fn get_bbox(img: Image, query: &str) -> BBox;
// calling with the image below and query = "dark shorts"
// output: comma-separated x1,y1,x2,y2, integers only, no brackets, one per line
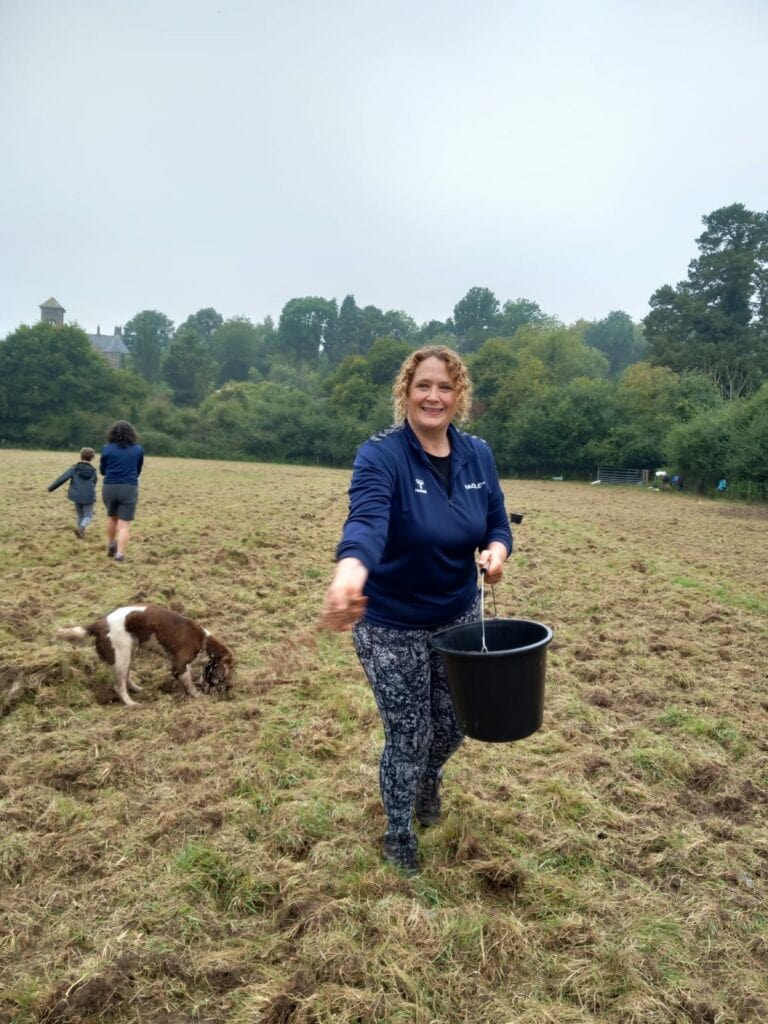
102,483,138,521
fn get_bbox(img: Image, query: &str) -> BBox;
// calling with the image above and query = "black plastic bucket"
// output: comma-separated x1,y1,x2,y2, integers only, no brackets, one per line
430,618,554,742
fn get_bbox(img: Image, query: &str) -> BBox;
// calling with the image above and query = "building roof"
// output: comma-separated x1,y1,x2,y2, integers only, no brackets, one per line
89,332,129,356
40,297,65,310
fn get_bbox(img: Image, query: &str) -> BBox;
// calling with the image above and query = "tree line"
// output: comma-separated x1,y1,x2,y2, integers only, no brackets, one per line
1,204,766,498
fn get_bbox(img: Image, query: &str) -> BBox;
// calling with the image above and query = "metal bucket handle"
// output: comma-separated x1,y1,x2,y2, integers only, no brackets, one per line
479,565,499,653
479,511,521,652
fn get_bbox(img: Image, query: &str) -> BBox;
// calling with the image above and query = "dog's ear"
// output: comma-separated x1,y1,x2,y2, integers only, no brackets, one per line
203,637,234,694
206,636,230,661
208,638,233,663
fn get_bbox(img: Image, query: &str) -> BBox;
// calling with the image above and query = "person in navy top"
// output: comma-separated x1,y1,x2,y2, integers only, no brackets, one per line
100,420,144,563
322,346,513,873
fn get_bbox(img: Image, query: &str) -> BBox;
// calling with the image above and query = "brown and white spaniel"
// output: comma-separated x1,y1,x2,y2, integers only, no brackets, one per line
57,604,235,707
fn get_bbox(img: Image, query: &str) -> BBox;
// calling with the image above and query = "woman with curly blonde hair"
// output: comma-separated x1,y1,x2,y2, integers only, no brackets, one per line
321,345,512,874
391,345,473,423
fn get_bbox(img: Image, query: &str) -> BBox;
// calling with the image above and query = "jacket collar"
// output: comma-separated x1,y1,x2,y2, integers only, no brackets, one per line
402,420,471,467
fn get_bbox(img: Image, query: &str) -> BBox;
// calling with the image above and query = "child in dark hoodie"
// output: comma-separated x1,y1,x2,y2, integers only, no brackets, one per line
47,447,98,539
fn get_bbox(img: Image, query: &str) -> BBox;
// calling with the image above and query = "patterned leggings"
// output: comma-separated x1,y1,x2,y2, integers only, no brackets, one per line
353,596,481,836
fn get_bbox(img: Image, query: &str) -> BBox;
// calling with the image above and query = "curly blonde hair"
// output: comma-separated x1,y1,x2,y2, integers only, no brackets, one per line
392,346,472,424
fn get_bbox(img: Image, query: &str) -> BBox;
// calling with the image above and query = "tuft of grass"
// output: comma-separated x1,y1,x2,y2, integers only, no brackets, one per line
659,706,749,756
0,833,34,884
173,842,276,915
626,739,689,783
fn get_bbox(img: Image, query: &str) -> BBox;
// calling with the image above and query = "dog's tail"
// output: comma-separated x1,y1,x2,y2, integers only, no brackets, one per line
56,625,90,643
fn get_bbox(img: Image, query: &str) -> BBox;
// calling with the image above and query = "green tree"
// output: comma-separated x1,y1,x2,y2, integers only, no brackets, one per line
417,319,456,343
478,374,616,475
328,372,380,421
511,324,609,385
732,384,768,482
379,309,418,341
367,336,414,385
324,355,370,390
321,352,394,429
356,306,389,355
583,310,647,376
178,380,349,461
468,337,520,407
665,403,740,489
606,363,720,467
328,302,417,365
523,378,617,470
644,204,768,397
325,294,364,366
123,310,174,383
196,379,366,465
496,298,556,337
667,383,768,492
162,326,217,406
277,297,338,366
469,327,609,468
453,287,500,352
493,353,550,424
193,382,257,455
0,322,133,443
468,342,550,465
180,307,223,341
211,317,270,384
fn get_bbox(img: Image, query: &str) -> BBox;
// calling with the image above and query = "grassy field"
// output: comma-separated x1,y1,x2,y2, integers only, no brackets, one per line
1,449,767,1024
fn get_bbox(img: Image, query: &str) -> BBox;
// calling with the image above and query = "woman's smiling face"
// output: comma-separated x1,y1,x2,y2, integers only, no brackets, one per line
406,356,458,436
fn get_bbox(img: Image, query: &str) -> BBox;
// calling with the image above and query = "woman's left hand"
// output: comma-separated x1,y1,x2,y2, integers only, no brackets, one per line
477,543,508,584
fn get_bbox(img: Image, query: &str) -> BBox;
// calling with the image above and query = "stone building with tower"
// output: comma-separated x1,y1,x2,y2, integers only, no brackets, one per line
39,296,65,327
39,297,129,370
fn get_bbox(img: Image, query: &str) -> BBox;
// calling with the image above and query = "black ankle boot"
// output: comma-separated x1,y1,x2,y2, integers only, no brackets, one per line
415,779,442,826
382,832,420,874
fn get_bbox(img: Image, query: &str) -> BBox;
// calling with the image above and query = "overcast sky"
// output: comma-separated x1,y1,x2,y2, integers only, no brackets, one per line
2,0,767,340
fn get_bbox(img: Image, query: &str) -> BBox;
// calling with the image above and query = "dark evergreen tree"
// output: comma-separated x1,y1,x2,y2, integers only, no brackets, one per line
644,204,768,397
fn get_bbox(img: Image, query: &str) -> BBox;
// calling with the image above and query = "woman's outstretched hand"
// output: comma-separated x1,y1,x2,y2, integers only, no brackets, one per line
477,542,508,584
320,557,369,632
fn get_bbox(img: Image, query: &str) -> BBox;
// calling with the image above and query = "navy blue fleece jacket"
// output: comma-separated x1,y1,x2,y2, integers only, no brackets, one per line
336,421,513,628
100,442,144,485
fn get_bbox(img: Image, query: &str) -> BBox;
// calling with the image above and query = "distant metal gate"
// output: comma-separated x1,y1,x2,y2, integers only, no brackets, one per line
593,467,648,486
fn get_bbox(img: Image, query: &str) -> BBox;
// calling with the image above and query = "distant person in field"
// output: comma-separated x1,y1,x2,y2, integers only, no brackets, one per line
321,345,513,874
100,420,144,563
47,447,97,539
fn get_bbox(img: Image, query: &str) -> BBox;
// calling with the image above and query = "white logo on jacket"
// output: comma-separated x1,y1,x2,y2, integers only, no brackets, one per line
414,478,427,494
464,481,487,490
